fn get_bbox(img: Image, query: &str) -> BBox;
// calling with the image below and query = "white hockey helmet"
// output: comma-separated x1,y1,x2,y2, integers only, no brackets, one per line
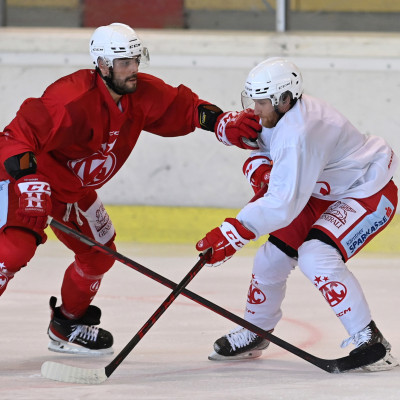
242,57,303,107
89,22,149,68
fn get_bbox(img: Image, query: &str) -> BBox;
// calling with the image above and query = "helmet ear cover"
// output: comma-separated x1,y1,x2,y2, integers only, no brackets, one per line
278,90,299,109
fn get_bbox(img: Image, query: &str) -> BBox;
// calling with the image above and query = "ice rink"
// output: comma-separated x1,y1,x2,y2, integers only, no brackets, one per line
1,240,399,400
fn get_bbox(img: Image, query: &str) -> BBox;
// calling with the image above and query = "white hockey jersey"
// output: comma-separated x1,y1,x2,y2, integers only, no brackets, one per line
237,94,398,239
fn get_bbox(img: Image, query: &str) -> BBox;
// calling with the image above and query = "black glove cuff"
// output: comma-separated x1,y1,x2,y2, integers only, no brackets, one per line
198,104,223,132
4,151,37,180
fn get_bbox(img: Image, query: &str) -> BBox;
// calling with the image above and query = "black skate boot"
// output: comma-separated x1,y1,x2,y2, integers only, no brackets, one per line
47,296,114,355
342,320,398,371
208,326,272,361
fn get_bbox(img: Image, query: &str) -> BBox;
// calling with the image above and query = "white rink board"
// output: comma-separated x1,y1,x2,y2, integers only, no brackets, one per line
1,29,400,208
0,240,399,399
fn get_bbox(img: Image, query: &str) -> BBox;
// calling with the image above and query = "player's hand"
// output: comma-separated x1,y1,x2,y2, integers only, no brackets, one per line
14,174,52,230
196,218,255,267
215,109,261,150
243,155,273,194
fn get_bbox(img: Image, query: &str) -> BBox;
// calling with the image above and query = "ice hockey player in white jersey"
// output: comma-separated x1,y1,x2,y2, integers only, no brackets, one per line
196,57,399,371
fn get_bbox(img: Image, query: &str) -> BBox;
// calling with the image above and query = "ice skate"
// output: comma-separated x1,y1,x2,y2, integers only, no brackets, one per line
47,296,114,356
208,326,272,361
341,320,399,371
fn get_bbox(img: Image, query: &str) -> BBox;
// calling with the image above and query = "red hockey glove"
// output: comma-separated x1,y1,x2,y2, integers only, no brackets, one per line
243,155,273,194
14,174,52,230
215,109,261,150
196,218,255,267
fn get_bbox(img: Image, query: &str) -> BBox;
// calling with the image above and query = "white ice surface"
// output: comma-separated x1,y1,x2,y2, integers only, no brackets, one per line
0,241,399,399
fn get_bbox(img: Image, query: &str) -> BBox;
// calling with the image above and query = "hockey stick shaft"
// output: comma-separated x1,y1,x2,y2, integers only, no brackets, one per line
104,248,211,378
48,217,385,373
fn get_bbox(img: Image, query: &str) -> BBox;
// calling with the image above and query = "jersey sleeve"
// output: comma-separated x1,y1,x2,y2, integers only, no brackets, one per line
139,75,209,137
0,72,94,171
237,121,331,239
0,98,58,166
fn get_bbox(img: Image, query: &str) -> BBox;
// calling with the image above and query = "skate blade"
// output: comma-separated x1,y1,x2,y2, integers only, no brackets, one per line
361,353,399,372
48,339,114,356
208,349,263,361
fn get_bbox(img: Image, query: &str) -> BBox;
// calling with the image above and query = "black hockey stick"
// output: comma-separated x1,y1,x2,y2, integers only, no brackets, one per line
41,236,211,384
42,217,385,381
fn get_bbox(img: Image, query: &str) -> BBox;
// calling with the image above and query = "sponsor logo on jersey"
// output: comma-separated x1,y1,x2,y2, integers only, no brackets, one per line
313,199,367,238
94,204,112,238
322,201,356,227
84,197,115,245
336,307,351,317
341,195,394,257
67,131,119,187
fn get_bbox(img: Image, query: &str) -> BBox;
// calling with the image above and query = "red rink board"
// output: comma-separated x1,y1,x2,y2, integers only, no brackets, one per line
83,0,184,29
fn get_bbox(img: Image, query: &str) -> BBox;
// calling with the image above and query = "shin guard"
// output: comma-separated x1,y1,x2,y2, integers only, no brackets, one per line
60,242,116,318
298,239,371,335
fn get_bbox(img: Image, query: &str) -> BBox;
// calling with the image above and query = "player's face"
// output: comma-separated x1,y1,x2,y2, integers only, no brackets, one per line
253,98,279,128
111,57,140,94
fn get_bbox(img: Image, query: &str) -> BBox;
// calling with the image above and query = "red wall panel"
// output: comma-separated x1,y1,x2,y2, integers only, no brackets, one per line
83,0,184,28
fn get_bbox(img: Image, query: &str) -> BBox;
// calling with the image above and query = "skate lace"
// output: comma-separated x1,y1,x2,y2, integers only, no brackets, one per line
68,325,99,343
340,327,372,349
227,327,257,351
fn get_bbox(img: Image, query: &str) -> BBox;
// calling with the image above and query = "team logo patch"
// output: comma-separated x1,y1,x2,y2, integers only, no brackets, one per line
319,281,347,307
68,152,117,187
90,280,100,292
315,181,331,196
67,131,119,187
247,284,266,305
247,275,266,305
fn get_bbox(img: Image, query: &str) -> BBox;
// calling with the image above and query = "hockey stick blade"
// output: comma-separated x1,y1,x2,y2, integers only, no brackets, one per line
324,343,386,373
41,361,107,384
46,217,386,374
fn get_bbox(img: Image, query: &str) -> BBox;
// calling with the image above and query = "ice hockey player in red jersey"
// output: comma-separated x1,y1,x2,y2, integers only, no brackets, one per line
196,57,399,371
0,23,261,355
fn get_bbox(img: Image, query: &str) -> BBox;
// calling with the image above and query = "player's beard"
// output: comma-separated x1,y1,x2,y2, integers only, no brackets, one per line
110,74,138,95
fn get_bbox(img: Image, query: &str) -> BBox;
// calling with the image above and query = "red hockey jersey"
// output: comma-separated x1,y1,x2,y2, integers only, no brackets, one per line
0,70,207,202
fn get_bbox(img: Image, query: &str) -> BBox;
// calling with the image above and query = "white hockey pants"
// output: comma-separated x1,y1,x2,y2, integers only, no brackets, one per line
245,239,371,336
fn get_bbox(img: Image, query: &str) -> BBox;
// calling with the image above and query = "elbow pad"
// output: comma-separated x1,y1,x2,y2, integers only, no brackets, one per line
198,104,223,132
4,152,37,180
